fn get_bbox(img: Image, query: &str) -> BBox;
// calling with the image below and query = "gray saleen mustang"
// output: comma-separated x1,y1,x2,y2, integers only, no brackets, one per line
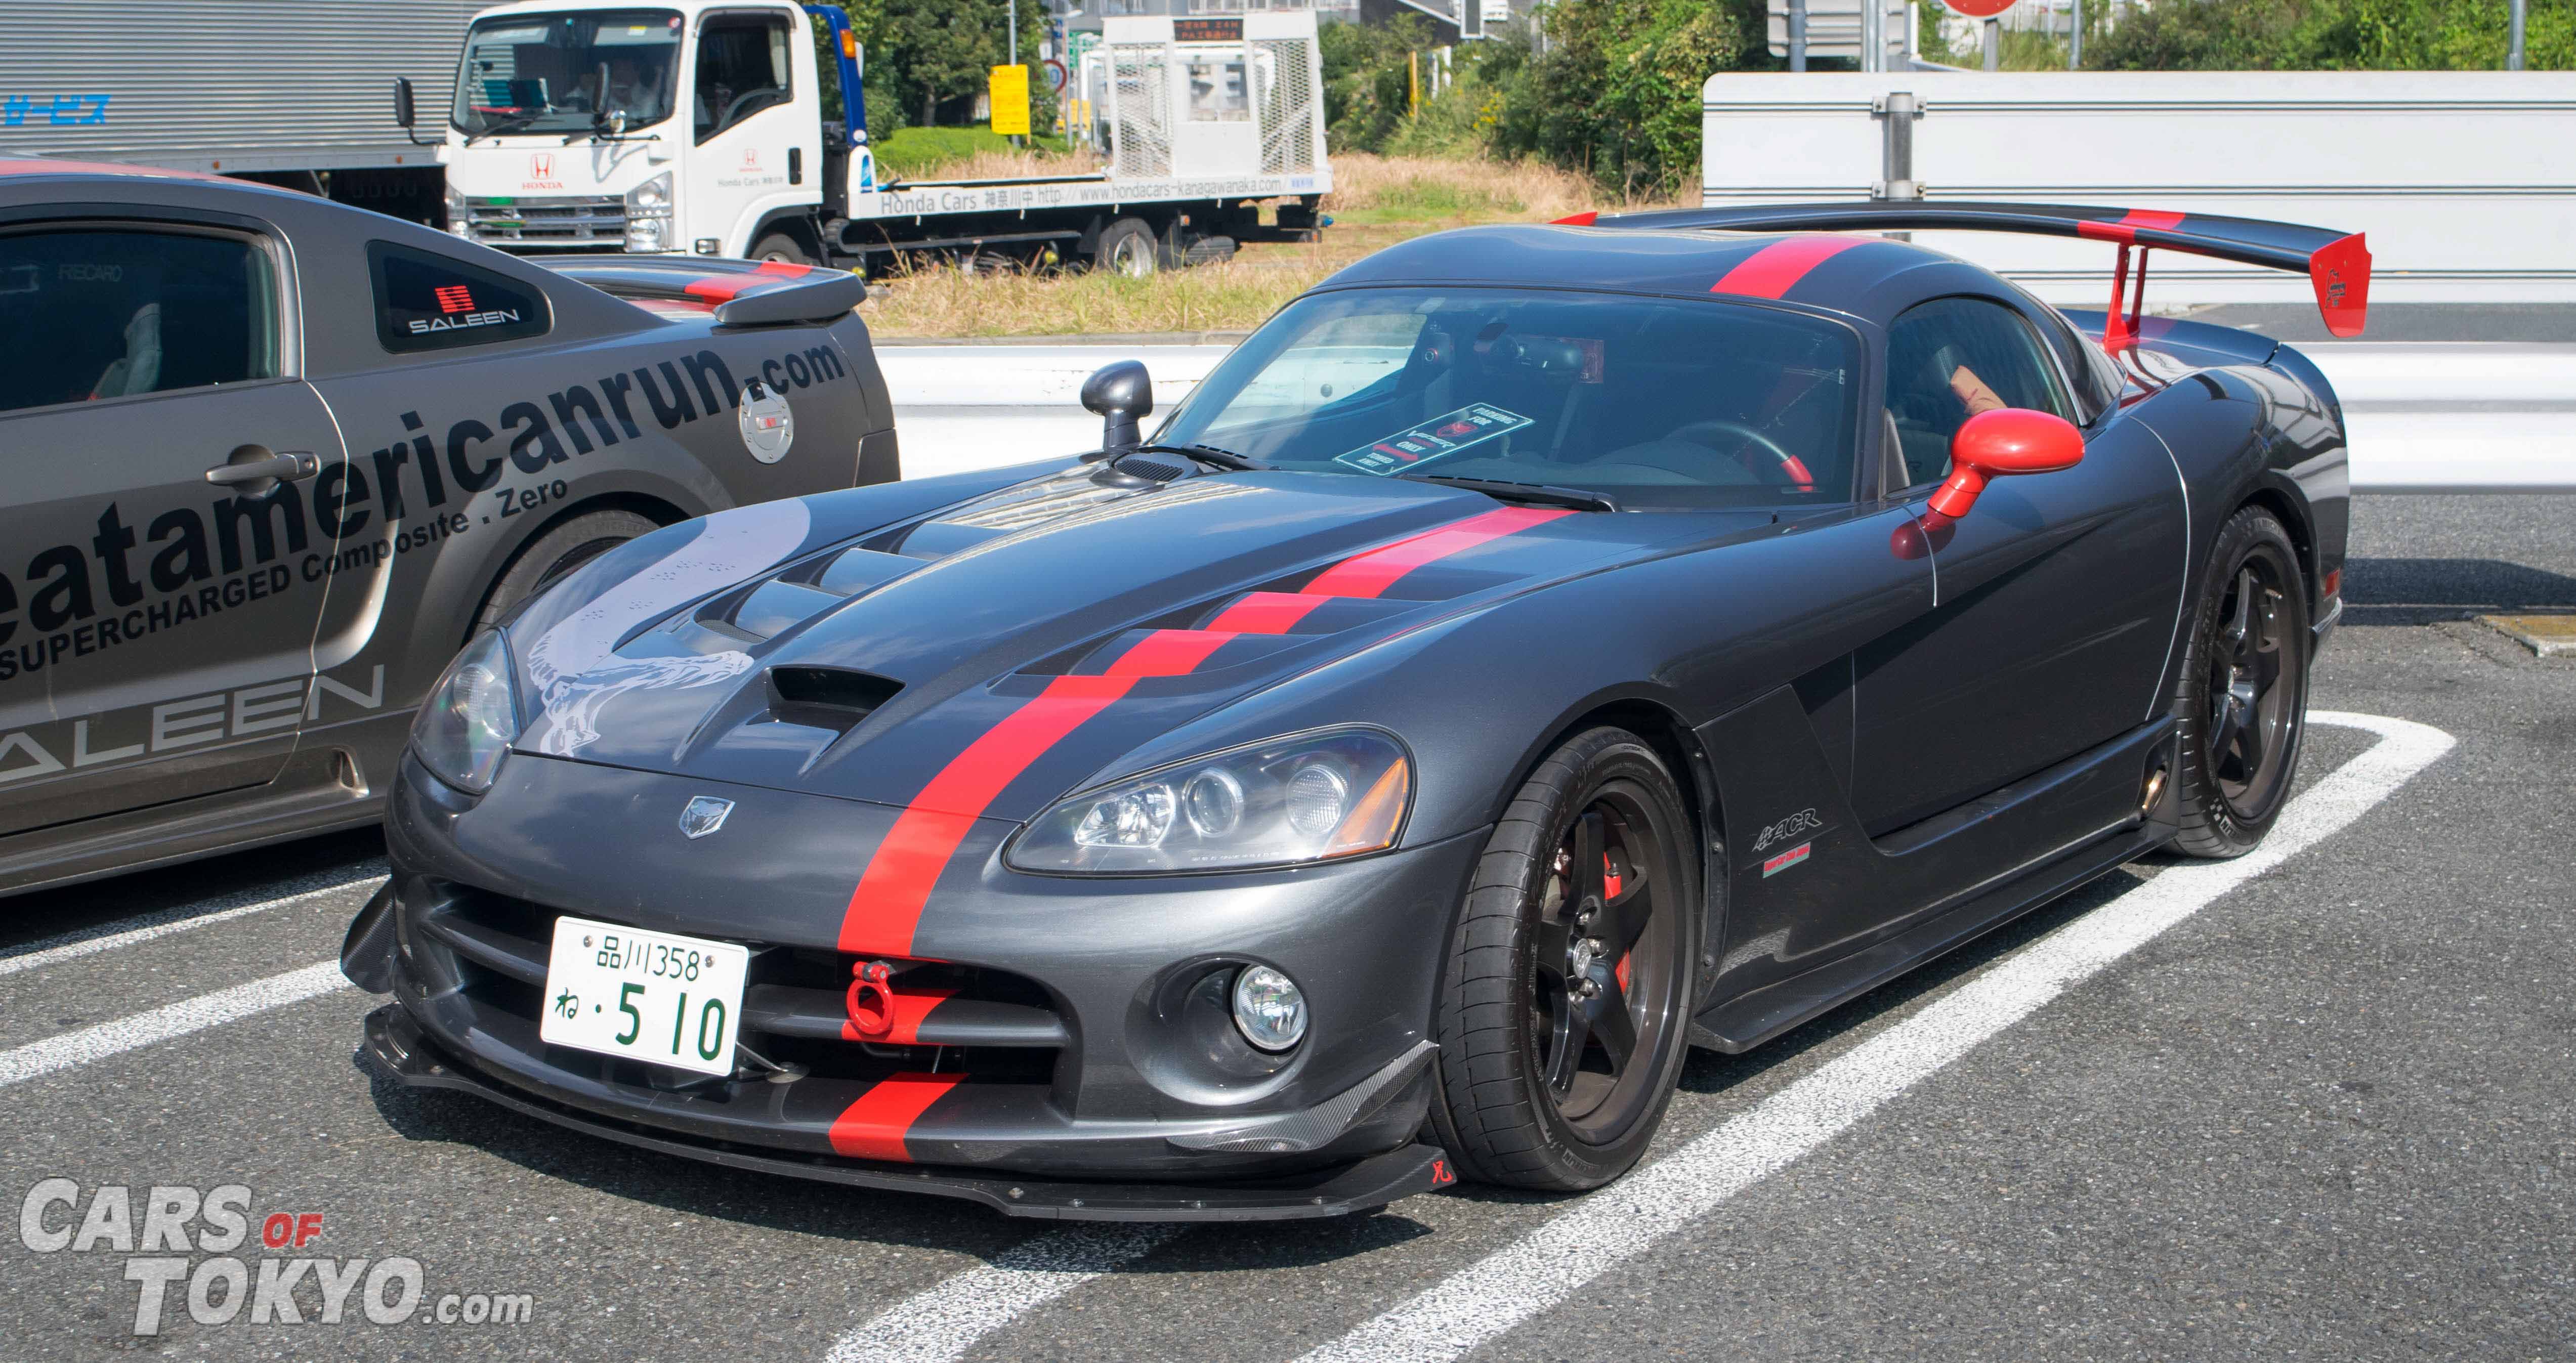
347,202,2365,1220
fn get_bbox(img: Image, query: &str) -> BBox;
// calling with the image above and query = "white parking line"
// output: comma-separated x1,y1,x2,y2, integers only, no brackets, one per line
0,960,346,1089
1296,711,2453,1363
0,867,385,979
825,1224,1183,1363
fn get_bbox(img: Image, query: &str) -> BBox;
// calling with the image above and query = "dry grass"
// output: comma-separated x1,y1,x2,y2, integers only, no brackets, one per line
886,145,1102,184
859,152,1675,340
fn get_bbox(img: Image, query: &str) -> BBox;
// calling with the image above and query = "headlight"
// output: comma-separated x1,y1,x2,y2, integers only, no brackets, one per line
409,630,519,794
444,184,473,239
1006,728,1410,875
624,172,674,253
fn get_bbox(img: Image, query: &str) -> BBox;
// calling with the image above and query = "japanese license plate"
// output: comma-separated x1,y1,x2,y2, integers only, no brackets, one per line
538,915,748,1077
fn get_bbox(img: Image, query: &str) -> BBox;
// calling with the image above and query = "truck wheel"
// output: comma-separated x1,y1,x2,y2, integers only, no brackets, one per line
473,509,657,636
1093,218,1158,278
749,232,814,266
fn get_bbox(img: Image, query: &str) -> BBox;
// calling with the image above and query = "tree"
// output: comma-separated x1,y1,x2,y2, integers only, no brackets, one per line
840,0,1049,130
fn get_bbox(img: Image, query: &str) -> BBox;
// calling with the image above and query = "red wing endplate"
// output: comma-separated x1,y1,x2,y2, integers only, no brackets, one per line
1555,201,2371,338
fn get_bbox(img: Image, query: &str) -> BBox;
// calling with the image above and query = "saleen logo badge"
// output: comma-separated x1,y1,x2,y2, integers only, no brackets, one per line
680,795,734,839
407,307,520,335
1761,842,1811,878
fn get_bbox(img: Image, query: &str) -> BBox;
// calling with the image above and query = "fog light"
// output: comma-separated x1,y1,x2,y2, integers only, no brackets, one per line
1231,965,1306,1052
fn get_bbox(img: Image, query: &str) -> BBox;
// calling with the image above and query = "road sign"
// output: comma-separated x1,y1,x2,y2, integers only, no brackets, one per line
1044,58,1068,94
989,64,1029,136
1944,0,2015,16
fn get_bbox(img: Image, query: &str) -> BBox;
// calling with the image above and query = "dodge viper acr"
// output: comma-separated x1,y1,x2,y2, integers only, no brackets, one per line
346,202,2364,1220
0,157,892,897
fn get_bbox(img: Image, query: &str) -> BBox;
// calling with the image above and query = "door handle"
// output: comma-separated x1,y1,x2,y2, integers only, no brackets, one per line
204,451,321,486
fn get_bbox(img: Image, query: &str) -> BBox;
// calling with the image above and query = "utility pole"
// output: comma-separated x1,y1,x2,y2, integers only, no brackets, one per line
2509,0,2527,69
1861,0,1883,72
1006,0,1020,145
1789,0,1807,73
1982,17,2000,70
2069,0,2083,68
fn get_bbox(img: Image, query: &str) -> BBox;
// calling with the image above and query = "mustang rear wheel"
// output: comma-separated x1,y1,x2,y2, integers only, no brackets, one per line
1428,727,1698,1190
2171,506,2311,858
473,508,656,636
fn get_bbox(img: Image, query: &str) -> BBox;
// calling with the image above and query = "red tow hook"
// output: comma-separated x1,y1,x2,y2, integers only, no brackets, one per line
846,959,896,1039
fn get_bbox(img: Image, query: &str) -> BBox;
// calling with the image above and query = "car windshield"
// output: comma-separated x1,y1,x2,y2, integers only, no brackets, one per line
1156,287,1864,508
451,9,683,136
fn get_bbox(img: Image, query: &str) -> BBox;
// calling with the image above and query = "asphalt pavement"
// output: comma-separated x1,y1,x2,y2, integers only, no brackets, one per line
2,495,2568,1363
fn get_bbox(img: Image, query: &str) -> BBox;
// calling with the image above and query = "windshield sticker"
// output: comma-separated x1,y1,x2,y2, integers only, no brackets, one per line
1331,403,1533,476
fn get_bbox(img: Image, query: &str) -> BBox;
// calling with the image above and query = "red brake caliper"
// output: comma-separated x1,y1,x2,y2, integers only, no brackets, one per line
1605,855,1631,992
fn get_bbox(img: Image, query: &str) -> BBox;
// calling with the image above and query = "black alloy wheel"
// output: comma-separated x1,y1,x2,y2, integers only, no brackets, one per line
2171,506,2311,858
1429,727,1698,1190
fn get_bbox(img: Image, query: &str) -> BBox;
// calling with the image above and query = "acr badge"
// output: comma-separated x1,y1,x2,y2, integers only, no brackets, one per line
738,377,794,463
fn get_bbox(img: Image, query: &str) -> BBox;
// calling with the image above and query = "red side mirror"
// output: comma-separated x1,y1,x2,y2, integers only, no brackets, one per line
1925,408,2085,520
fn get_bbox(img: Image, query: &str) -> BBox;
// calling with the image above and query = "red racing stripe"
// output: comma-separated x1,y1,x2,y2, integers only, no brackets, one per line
826,1072,960,1161
1301,506,1573,599
1206,590,1328,634
834,505,1573,957
2076,209,2187,247
683,260,816,305
1709,236,1869,300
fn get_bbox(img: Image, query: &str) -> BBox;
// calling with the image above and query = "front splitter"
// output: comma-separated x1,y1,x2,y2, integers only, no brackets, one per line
359,1004,1456,1222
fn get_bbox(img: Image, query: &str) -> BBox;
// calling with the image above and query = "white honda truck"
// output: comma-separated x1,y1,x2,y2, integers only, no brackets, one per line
409,1,1330,274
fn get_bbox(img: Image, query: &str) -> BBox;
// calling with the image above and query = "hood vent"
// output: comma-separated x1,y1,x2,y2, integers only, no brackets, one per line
768,666,902,730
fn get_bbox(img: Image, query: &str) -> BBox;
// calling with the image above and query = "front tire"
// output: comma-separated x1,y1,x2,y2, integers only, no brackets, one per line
1427,727,1699,1191
2170,506,2311,858
748,231,814,266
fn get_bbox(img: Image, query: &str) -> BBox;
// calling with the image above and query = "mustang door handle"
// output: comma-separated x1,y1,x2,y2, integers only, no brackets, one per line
204,451,321,485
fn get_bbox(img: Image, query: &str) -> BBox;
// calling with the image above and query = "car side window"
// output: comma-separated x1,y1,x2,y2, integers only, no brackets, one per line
1882,296,2073,491
0,226,280,415
695,12,792,144
366,241,551,355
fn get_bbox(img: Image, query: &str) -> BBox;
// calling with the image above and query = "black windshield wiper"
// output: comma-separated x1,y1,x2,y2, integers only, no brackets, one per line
1110,442,1273,472
463,112,544,146
1398,474,1620,513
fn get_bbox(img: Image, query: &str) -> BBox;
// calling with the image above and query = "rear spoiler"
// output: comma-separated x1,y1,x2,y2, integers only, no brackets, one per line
1553,201,2370,342
542,256,866,327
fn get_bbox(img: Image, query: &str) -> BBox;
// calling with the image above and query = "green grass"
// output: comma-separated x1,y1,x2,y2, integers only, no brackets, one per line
873,125,1072,178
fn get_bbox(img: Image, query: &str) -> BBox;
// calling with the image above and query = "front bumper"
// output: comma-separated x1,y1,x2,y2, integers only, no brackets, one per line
360,1003,1453,1220
355,751,1483,1214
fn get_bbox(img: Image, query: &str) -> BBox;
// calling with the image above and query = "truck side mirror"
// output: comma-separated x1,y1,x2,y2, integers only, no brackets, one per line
1082,361,1152,456
393,77,415,129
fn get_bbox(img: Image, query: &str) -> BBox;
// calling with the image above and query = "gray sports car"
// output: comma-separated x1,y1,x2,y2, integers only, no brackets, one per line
0,157,894,896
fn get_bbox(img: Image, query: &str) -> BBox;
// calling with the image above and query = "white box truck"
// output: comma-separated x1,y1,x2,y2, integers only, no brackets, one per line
414,2,1330,273
0,0,486,223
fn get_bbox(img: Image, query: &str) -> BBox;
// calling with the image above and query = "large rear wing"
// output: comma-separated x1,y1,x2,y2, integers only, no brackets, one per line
542,257,866,327
1553,201,2371,342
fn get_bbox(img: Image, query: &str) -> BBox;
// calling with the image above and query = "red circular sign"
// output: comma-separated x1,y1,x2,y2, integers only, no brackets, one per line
1944,0,2015,16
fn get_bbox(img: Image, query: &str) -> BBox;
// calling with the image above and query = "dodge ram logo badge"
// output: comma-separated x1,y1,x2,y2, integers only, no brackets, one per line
738,377,794,463
679,795,734,839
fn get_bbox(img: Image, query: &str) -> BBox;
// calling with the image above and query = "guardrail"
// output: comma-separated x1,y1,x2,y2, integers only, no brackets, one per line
877,342,2576,494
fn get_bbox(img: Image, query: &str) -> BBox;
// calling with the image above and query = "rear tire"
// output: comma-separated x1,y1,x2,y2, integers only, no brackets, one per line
749,231,814,265
1427,727,1698,1191
2170,506,2311,858
1092,217,1158,278
472,508,657,636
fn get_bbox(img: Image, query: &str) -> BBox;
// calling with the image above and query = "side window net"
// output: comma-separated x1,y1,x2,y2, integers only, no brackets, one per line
367,241,551,355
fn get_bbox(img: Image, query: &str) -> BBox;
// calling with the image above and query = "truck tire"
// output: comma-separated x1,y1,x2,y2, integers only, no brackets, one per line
1093,218,1158,278
749,231,815,266
472,509,658,636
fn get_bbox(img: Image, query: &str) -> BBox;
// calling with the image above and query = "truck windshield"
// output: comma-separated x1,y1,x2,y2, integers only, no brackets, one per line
1156,287,1866,509
452,9,684,136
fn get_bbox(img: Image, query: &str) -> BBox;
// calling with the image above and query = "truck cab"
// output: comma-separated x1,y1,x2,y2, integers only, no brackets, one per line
437,0,844,260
